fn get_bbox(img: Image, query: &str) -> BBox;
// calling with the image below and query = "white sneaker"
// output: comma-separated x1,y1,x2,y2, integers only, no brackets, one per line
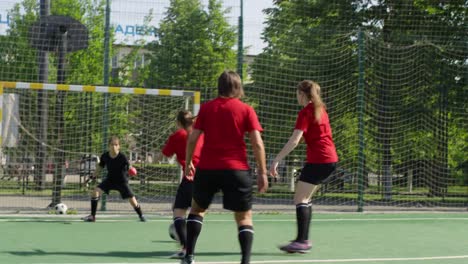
169,249,186,259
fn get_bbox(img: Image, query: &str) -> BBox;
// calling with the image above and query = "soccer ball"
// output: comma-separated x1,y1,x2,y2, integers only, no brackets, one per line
55,203,68,215
169,223,179,241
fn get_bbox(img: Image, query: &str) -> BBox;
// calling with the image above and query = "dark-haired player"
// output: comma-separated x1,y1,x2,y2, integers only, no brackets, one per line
182,70,268,264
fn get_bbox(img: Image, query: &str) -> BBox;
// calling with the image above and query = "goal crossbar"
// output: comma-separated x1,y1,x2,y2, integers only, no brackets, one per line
0,81,201,148
0,81,200,106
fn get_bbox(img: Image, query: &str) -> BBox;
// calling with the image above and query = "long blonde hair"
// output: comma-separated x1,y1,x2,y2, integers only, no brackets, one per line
297,80,325,122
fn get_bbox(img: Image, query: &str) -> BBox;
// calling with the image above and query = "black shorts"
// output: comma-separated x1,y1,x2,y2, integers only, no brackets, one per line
173,178,194,210
98,180,135,199
193,169,252,212
299,163,337,185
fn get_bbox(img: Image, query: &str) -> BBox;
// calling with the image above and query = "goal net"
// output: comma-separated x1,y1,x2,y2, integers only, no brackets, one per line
0,81,200,213
250,31,467,211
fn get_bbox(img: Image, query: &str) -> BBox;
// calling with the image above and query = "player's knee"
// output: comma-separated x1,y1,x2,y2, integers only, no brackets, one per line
190,201,206,215
235,210,253,226
294,186,316,204
91,187,102,197
294,197,310,204
128,196,139,206
235,210,252,219
173,208,187,218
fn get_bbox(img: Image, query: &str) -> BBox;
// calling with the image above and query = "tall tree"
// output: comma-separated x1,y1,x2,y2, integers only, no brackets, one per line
251,0,363,174
0,0,127,189
146,0,236,89
251,0,467,198
0,0,38,83
363,0,467,195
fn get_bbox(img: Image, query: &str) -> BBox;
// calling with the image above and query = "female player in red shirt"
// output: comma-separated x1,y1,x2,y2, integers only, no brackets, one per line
182,71,268,264
269,80,338,254
159,110,204,259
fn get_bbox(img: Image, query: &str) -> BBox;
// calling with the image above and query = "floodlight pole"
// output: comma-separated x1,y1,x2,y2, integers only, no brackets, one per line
30,14,88,206
103,0,111,87
237,0,244,80
356,28,365,212
101,0,111,211
35,0,50,190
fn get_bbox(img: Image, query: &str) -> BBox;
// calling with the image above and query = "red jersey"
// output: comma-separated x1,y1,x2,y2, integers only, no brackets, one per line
162,128,204,179
194,97,263,170
295,103,338,163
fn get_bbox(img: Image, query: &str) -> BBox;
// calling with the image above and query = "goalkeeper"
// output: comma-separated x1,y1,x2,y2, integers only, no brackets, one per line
82,136,146,222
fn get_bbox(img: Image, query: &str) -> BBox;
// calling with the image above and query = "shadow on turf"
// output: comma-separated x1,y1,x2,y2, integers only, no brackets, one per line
7,249,285,258
3,219,76,223
196,252,286,257
152,240,176,244
7,249,174,258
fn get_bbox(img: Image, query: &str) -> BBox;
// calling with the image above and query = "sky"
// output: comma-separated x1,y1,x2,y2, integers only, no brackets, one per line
111,0,273,54
243,0,273,54
0,0,274,55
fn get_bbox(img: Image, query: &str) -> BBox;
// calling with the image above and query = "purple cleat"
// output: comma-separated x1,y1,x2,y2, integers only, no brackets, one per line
279,240,312,253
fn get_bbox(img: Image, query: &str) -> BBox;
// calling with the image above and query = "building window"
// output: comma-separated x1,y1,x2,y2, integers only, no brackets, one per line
111,55,118,69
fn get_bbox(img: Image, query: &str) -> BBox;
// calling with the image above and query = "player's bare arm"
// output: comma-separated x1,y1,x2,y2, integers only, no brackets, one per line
269,129,303,177
249,130,268,193
185,128,202,180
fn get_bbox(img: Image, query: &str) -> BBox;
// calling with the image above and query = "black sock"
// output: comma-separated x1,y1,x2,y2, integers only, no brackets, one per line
91,197,99,216
305,202,313,240
295,203,311,242
185,214,204,256
238,225,254,264
134,204,143,217
174,217,187,248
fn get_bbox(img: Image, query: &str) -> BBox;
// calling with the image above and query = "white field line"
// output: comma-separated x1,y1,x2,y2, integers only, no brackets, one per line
33,254,468,264
1,217,468,223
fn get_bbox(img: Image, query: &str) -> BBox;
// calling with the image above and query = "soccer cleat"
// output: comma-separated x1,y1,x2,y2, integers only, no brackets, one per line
139,215,147,222
81,215,96,222
169,249,186,259
278,240,312,254
180,254,194,264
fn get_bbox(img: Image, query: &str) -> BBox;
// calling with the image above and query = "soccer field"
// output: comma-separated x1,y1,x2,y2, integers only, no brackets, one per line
1,213,467,264
0,1,467,263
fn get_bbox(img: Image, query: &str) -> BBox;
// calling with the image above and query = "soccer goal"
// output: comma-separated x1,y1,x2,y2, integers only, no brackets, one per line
0,81,200,212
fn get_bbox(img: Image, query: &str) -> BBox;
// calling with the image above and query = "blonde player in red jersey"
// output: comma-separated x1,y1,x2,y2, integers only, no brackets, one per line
182,71,268,264
270,80,338,253
157,110,204,259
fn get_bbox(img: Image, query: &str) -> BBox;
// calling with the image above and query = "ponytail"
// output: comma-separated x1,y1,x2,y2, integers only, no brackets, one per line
297,80,325,122
176,110,195,130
